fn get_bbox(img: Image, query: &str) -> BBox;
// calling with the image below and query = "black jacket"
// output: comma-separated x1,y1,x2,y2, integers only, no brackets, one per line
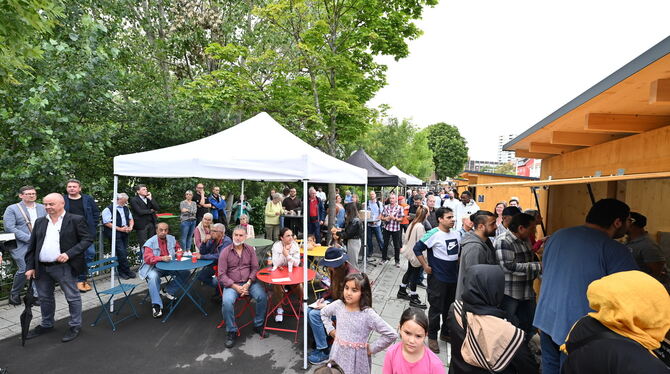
26,213,94,277
129,195,159,230
562,316,669,374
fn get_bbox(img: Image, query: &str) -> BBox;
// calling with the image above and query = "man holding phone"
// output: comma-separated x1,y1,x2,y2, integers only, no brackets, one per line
129,184,160,247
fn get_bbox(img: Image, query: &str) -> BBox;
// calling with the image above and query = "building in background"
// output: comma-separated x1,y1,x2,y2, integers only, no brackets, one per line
498,134,516,163
466,159,505,172
516,158,542,178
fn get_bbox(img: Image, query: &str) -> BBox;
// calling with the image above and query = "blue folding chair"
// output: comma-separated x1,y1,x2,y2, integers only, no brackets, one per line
88,257,140,331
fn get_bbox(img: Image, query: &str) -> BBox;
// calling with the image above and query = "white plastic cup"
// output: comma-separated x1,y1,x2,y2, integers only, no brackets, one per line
288,261,293,273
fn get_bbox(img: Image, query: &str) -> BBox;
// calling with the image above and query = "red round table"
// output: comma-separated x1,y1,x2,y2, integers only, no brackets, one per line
257,266,316,342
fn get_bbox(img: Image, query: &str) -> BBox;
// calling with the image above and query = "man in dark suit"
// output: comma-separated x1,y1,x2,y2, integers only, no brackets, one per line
25,193,93,343
129,184,159,247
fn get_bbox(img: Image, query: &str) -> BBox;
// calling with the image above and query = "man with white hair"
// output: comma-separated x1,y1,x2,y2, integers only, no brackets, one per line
25,193,93,343
102,193,135,279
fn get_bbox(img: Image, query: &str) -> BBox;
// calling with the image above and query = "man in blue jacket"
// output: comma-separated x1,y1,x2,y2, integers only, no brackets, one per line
208,186,228,226
63,179,100,292
198,223,232,301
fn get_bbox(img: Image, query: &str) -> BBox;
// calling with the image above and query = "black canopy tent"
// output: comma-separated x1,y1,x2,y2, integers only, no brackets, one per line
345,149,406,187
345,149,405,272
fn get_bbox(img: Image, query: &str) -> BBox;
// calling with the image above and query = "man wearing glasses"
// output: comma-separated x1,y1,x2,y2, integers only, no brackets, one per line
3,185,46,305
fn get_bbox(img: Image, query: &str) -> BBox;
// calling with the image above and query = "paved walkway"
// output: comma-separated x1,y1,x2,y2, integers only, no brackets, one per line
0,254,451,372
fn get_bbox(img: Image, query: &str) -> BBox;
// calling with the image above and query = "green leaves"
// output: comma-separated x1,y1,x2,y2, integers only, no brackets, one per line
424,122,469,180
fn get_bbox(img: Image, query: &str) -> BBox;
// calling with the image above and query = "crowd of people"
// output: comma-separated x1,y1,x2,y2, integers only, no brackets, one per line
2,182,669,374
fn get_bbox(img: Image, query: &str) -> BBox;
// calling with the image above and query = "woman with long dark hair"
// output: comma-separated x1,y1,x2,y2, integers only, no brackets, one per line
397,206,429,309
343,202,362,269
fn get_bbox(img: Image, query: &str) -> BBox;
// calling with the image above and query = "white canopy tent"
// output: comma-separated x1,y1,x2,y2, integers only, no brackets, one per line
388,166,423,186
110,112,367,368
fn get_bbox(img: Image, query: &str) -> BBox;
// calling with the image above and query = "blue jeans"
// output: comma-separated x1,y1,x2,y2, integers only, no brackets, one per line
222,282,267,332
366,225,383,257
146,268,190,308
113,234,131,275
501,295,536,339
308,221,321,243
540,331,567,374
180,220,196,251
78,243,96,282
308,307,336,350
197,265,217,288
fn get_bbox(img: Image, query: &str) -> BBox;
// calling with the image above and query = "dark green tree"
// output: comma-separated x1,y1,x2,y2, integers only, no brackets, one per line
424,122,469,179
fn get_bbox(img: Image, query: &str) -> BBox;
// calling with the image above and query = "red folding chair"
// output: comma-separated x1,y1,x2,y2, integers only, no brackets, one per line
214,265,255,336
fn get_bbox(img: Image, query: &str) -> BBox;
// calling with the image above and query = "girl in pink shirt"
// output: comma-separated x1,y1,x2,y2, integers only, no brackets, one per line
383,308,446,374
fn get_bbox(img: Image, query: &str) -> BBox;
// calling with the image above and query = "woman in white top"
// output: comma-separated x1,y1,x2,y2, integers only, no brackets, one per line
239,214,255,238
270,227,301,322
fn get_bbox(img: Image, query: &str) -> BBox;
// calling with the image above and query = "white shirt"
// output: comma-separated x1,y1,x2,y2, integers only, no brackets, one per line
316,191,327,201
442,198,459,211
40,212,65,262
453,200,480,230
26,205,38,227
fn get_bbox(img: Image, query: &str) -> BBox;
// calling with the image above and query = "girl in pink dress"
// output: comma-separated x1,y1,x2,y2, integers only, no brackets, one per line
320,273,397,374
383,308,445,374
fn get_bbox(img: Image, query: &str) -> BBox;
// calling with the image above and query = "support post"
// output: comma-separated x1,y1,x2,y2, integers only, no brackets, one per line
531,186,546,236
586,183,596,205
110,175,118,311
363,184,368,274
302,180,309,370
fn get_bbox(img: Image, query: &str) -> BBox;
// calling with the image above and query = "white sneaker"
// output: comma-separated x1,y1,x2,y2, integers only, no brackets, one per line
275,307,284,323
160,290,176,301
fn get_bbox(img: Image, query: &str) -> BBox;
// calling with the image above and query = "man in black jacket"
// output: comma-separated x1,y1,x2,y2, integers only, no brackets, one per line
24,193,93,343
129,184,159,247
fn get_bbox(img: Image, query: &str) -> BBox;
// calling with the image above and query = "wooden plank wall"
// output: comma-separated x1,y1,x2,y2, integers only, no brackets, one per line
541,125,670,242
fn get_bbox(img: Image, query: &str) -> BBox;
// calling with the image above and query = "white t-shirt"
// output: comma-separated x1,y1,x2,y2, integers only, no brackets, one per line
26,205,38,227
453,200,480,230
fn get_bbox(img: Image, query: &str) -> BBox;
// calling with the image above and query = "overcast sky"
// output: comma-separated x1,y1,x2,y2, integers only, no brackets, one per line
369,0,670,160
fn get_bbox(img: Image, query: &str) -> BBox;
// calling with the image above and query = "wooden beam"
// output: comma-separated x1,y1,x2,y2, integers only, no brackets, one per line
513,149,555,159
551,131,618,146
529,142,578,154
585,113,670,133
649,79,670,104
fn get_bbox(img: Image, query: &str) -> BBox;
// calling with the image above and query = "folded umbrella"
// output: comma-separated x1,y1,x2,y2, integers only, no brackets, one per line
20,279,36,346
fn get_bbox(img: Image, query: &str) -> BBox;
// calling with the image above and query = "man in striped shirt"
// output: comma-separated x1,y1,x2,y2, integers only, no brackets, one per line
381,193,404,267
495,213,541,339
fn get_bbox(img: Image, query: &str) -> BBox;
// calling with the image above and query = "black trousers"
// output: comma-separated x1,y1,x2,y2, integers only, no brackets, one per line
381,228,402,263
135,223,155,248
427,274,457,339
401,264,422,292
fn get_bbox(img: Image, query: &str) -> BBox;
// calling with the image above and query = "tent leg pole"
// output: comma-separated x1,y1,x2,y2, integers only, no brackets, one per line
363,185,368,274
110,175,118,312
302,180,309,370
531,186,546,236
240,180,245,229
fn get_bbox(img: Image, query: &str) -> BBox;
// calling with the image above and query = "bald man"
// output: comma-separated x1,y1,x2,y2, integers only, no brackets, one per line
25,193,93,343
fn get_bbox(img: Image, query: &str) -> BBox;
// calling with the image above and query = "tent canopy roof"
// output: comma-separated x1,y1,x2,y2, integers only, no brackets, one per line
388,166,423,186
345,149,406,187
113,112,368,184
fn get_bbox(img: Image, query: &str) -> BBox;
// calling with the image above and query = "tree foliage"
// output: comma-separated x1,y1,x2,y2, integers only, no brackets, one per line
423,122,469,180
0,0,438,216
0,0,63,85
353,116,434,180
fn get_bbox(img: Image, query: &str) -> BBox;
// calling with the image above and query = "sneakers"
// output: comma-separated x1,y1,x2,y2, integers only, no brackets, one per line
160,289,176,301
225,331,236,348
308,349,329,365
275,307,284,323
409,294,427,309
428,338,440,354
61,326,81,343
152,304,163,318
396,287,410,300
417,281,427,288
126,271,137,279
